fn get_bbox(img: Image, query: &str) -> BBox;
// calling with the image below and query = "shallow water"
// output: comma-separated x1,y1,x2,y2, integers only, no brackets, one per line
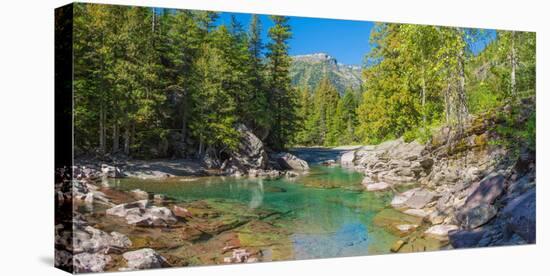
109,166,399,259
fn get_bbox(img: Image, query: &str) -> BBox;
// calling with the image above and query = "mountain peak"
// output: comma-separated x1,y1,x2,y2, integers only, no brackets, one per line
293,53,336,63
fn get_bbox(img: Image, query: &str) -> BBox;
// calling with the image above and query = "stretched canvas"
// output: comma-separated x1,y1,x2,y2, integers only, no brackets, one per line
55,2,536,273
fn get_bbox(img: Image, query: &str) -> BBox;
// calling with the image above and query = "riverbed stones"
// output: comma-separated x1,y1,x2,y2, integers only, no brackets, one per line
101,164,123,178
74,252,112,273
130,189,149,200
73,225,132,254
424,224,459,241
106,200,178,227
122,248,169,270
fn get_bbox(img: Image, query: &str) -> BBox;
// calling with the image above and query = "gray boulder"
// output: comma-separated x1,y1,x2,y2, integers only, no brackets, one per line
502,189,536,243
225,124,268,174
464,173,506,208
457,203,497,229
101,164,123,178
449,228,486,248
340,151,356,166
391,188,436,209
275,152,310,171
73,252,112,273
122,248,169,270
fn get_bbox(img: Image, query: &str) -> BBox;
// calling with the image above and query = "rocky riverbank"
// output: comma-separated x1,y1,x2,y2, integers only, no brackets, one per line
339,98,536,251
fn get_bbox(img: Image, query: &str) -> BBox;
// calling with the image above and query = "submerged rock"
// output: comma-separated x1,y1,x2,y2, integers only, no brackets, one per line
73,225,132,254
106,200,177,227
362,177,391,191
122,248,169,270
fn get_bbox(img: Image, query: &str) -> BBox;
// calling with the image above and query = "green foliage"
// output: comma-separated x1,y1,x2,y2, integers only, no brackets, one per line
73,4,295,158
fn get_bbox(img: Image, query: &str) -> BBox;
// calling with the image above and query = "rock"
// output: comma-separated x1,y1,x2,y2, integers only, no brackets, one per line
362,177,390,191
122,248,169,270
321,159,337,166
502,189,536,243
340,151,356,166
130,189,149,200
403,209,429,219
101,164,123,178
275,152,309,171
391,188,435,209
449,228,486,248
153,194,166,202
424,224,459,241
172,205,193,218
457,203,497,229
390,239,407,252
106,200,178,227
464,173,506,208
395,224,418,235
73,225,131,254
73,253,111,273
419,157,434,171
223,249,252,263
225,124,268,174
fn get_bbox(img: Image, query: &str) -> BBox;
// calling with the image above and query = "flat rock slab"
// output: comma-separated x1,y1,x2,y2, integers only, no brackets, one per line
403,208,430,218
362,178,391,191
391,188,435,209
122,248,169,271
424,224,459,241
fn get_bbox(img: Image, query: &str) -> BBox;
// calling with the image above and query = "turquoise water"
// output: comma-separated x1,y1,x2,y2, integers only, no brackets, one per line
110,166,398,258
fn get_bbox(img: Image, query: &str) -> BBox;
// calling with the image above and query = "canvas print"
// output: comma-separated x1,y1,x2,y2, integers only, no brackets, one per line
55,2,536,273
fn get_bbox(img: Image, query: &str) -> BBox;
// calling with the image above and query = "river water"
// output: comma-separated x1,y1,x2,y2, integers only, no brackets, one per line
109,162,400,260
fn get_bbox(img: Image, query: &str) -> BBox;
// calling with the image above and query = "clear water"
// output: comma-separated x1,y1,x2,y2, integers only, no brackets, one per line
109,165,399,259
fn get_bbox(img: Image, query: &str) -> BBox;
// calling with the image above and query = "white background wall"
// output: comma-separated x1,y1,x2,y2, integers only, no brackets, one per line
0,0,547,275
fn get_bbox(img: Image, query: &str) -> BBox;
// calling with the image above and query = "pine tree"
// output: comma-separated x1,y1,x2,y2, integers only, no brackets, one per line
266,16,296,150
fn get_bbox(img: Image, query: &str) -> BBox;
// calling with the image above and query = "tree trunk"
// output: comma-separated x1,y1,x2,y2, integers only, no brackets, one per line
112,121,119,153
123,124,130,155
99,103,105,154
510,31,517,99
421,67,427,127
457,47,468,131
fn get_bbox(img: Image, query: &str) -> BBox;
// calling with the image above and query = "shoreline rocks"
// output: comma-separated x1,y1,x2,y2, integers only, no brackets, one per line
106,200,178,227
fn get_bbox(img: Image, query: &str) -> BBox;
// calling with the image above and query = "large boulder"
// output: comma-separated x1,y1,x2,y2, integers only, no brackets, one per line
502,189,536,243
457,203,497,229
449,228,486,248
101,164,123,178
224,124,268,174
122,248,169,270
275,152,309,171
464,172,506,208
106,200,178,227
340,151,356,166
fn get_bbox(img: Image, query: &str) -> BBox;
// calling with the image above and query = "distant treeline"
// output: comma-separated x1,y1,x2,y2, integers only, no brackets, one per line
295,24,535,146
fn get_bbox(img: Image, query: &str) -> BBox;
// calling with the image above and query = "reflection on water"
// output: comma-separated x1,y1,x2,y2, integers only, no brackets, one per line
109,165,398,258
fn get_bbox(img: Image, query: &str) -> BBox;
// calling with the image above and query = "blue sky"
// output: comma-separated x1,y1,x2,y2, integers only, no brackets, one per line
216,12,495,66
217,13,373,66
